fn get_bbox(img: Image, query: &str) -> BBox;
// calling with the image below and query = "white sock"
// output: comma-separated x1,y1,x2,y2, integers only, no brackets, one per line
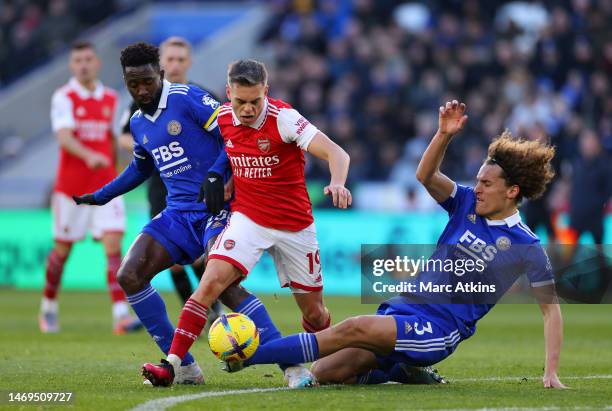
41,297,58,314
112,301,129,320
167,354,182,373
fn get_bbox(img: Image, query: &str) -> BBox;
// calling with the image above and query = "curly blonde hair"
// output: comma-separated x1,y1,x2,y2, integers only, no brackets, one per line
485,130,556,202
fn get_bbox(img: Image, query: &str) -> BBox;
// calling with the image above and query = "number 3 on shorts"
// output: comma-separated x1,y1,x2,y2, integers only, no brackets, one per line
414,321,433,335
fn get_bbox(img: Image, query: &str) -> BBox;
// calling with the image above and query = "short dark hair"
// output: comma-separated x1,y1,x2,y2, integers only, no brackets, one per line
227,59,267,86
71,40,95,52
120,42,160,71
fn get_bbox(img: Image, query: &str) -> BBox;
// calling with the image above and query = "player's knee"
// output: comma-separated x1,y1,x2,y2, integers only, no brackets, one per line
116,260,144,294
53,241,72,259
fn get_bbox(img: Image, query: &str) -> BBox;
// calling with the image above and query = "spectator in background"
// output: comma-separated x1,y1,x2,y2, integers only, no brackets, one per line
0,0,129,86
569,129,611,244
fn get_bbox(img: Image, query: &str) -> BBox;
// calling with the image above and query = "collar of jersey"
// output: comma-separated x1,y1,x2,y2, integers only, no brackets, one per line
232,97,268,130
69,77,104,100
485,210,521,227
143,79,171,123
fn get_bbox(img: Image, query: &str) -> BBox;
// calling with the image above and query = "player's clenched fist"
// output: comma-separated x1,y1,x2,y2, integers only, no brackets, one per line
438,100,468,137
324,184,352,209
84,151,111,170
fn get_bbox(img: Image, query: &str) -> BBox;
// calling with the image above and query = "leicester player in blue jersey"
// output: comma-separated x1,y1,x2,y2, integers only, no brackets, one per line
223,100,567,389
73,42,309,387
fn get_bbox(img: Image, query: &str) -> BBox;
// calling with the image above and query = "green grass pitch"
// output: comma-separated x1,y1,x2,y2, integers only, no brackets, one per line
1,290,611,410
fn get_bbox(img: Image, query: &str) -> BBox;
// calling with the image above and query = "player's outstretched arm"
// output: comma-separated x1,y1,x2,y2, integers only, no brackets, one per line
73,155,154,206
539,302,567,389
307,132,352,209
416,100,467,203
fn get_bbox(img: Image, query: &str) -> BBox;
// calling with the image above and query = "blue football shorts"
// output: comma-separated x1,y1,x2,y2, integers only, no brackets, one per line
374,302,464,370
142,208,228,265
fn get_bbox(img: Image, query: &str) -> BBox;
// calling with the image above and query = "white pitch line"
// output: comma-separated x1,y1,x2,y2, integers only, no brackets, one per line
129,375,612,411
130,387,290,411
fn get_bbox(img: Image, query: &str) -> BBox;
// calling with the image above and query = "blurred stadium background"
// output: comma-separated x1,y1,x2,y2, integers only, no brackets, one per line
0,0,610,293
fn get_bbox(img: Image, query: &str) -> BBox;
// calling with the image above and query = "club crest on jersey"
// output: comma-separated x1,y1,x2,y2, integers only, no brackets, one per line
167,120,182,136
76,106,86,117
467,214,476,223
257,137,270,153
224,239,235,250
496,236,511,251
202,94,219,109
102,106,111,118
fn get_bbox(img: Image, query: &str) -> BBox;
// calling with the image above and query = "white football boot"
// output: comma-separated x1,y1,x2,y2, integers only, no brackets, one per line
283,365,317,388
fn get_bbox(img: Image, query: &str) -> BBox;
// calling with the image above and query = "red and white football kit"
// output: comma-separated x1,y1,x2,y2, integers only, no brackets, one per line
210,97,323,293
50,78,125,241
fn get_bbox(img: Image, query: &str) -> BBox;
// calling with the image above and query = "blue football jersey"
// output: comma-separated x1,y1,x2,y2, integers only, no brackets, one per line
128,80,225,211
385,183,555,336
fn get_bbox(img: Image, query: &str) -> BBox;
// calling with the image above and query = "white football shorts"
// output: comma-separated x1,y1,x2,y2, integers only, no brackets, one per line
209,211,323,293
51,191,125,242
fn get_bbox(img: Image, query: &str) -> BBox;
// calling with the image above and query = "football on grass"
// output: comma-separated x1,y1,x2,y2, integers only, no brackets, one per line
208,313,259,361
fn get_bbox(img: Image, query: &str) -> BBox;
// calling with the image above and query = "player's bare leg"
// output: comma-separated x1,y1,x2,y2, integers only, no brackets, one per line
116,233,174,294
142,259,242,386
198,241,225,326
101,231,140,334
311,348,378,384
293,291,331,332
316,315,396,356
39,240,73,333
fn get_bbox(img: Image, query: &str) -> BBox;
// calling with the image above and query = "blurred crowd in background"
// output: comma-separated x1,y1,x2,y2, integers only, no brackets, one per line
0,0,120,85
260,0,612,217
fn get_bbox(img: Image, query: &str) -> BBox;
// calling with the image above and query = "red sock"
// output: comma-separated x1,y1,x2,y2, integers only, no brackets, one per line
302,311,331,332
106,254,126,302
43,250,67,300
169,298,208,359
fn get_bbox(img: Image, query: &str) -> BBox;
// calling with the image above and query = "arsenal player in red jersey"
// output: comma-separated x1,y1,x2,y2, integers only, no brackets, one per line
143,59,351,386
40,41,139,334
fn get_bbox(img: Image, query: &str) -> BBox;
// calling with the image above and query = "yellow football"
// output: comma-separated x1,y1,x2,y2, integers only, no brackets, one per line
208,312,260,361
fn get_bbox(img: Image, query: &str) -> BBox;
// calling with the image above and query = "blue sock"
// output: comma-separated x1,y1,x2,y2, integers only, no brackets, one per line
356,369,390,384
245,333,319,366
235,294,283,343
127,284,194,366
235,294,293,371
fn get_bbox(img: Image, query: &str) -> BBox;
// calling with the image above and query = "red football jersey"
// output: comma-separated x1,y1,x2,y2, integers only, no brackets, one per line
50,78,118,196
217,97,319,231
